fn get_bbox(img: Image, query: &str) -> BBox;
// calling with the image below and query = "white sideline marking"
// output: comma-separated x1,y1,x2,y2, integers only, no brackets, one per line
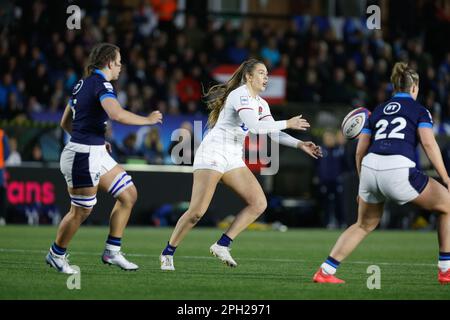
0,248,436,267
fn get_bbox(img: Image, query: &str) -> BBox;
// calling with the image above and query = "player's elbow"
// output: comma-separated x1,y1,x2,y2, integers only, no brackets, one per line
355,149,366,161
421,139,435,150
109,110,123,122
60,120,69,132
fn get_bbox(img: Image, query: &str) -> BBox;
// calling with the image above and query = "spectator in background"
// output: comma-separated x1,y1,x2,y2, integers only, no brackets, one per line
151,0,177,35
135,0,158,37
30,143,44,162
316,130,346,229
185,15,205,52
141,127,164,164
119,133,141,163
0,129,10,225
322,68,352,104
176,71,201,112
228,37,249,64
261,37,281,68
5,136,21,166
0,73,17,113
6,92,26,121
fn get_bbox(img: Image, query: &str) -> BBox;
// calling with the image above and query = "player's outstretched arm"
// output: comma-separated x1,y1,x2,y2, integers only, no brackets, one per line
261,113,321,158
297,141,323,159
60,104,73,134
418,127,450,188
101,97,162,126
239,109,310,134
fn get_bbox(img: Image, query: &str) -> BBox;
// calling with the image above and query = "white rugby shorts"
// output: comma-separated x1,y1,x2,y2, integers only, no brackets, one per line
359,154,428,205
193,139,246,174
60,141,117,188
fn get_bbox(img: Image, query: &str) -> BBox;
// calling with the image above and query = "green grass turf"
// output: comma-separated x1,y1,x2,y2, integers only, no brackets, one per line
0,225,449,300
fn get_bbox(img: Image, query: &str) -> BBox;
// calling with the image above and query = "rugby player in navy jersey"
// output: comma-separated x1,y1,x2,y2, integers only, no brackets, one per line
313,62,450,284
45,43,162,273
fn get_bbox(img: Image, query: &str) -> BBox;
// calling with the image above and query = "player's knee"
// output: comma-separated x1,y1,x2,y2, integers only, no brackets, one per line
71,205,92,221
119,185,138,207
186,208,207,224
357,219,379,233
251,197,267,215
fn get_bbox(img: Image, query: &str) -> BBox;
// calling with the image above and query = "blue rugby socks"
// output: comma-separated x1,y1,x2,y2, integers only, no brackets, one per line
162,242,177,256
438,252,450,272
217,233,233,247
106,235,121,252
51,242,66,256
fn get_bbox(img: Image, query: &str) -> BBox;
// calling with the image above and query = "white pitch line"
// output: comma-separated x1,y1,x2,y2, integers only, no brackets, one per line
0,248,436,267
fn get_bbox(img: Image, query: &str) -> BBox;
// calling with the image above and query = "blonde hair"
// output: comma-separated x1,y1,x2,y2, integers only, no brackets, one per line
204,59,263,128
390,62,419,93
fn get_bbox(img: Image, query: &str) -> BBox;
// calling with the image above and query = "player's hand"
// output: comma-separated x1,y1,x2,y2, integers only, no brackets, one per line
356,195,360,204
298,141,322,159
148,111,163,125
105,142,112,154
287,115,310,131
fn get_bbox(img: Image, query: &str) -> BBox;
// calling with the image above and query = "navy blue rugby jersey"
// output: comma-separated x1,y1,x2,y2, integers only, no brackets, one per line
361,92,433,164
69,69,117,145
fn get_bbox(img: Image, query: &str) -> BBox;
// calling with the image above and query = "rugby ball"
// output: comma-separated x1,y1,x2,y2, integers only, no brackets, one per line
341,107,371,140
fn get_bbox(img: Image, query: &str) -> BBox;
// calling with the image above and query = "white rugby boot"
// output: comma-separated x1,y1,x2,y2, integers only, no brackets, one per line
46,249,78,274
160,254,175,271
210,243,237,267
102,248,139,271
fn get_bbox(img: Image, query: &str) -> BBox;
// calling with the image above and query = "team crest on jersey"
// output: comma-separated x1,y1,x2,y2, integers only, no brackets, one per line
240,96,249,105
103,82,114,92
383,102,401,115
258,106,263,115
72,80,84,95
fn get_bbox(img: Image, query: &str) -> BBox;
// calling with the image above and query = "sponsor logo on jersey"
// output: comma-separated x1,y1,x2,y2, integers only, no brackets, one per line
383,102,401,115
72,80,84,95
240,123,249,132
240,96,249,105
103,82,114,92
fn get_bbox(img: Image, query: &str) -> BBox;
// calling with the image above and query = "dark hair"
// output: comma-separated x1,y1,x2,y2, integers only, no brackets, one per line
390,62,419,93
84,43,119,77
204,59,264,128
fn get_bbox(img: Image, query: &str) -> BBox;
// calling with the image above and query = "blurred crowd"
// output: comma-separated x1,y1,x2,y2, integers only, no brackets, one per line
1,0,450,228
1,0,450,160
1,0,450,121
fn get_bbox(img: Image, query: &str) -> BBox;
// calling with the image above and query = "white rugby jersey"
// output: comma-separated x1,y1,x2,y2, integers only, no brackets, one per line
205,84,288,147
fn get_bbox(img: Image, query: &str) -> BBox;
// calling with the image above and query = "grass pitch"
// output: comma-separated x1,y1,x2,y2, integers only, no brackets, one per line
0,225,449,300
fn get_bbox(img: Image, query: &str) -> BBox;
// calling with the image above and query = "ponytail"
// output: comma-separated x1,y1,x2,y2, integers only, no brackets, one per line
390,62,419,93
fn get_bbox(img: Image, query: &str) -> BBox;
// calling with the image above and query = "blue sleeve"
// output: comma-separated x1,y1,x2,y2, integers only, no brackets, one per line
3,135,10,160
360,114,372,135
95,79,117,103
418,106,433,128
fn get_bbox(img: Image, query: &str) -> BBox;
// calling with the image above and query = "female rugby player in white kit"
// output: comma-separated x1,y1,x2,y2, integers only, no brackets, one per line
160,59,322,270
45,43,162,274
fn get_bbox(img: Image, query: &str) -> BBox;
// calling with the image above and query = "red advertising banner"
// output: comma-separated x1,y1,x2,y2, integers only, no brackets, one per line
211,65,286,105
